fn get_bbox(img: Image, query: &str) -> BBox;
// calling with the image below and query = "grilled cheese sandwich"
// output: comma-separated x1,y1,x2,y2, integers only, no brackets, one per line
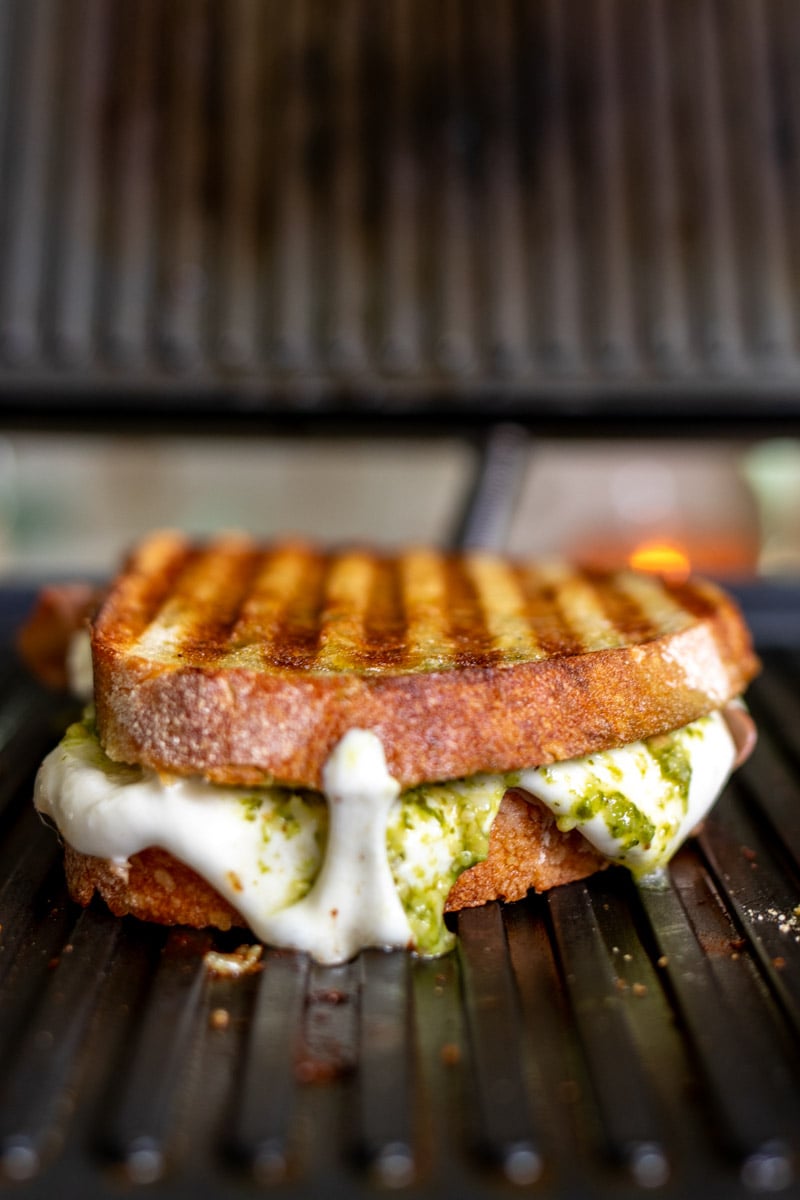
29,531,759,962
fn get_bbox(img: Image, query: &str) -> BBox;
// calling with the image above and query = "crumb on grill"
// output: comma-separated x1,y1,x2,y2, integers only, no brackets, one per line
204,943,263,978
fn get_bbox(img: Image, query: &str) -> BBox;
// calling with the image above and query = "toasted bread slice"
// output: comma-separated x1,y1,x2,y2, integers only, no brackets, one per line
92,532,759,789
64,844,243,931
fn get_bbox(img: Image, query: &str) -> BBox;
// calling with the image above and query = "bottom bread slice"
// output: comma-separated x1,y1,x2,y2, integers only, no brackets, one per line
444,789,606,911
63,791,606,937
64,843,243,931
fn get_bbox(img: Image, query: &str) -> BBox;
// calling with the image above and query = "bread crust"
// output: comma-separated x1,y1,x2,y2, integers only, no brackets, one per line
62,790,606,934
93,610,757,790
64,844,242,931
90,534,759,789
17,583,101,690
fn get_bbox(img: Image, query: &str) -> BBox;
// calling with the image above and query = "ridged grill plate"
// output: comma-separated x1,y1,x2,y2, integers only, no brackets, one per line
0,586,799,1198
1,0,800,418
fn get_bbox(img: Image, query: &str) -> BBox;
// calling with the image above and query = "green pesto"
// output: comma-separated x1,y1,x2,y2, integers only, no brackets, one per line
251,792,329,903
257,791,328,846
548,718,713,876
239,795,261,823
563,790,657,854
63,716,142,785
282,857,321,906
386,776,507,956
604,761,624,784
645,729,695,813
273,797,303,840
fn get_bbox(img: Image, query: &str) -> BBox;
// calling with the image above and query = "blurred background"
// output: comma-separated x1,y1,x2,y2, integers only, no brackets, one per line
0,432,789,581
1,0,800,580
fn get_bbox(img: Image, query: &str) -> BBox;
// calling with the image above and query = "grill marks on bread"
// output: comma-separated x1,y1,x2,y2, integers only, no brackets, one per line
521,563,621,656
138,538,263,663
108,534,192,646
362,554,409,666
113,533,725,675
92,532,759,788
315,549,379,671
226,543,320,666
457,555,540,664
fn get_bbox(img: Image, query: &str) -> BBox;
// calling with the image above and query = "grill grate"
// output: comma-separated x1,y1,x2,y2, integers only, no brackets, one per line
0,605,798,1198
2,0,800,419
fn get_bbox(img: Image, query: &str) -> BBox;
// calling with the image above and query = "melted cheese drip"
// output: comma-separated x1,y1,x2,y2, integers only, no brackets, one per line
34,713,738,962
257,731,411,960
35,727,412,964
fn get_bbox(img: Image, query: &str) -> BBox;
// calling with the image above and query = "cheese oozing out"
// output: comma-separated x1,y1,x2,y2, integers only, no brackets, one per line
34,723,506,961
516,709,736,880
34,711,737,964
66,629,94,703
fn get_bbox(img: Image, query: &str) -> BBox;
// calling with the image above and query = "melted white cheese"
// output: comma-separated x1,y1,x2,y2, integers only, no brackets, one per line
516,710,736,878
261,730,411,961
66,630,94,701
35,726,412,964
36,726,328,918
34,713,738,962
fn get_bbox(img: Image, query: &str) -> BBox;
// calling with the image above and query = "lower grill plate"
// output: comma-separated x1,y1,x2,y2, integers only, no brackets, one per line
0,589,798,1198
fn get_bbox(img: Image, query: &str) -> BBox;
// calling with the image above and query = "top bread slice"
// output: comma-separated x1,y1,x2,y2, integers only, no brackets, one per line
92,531,760,790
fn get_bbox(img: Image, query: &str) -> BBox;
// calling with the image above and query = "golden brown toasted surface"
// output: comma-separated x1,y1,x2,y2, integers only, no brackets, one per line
92,531,760,788
62,790,606,933
64,845,243,931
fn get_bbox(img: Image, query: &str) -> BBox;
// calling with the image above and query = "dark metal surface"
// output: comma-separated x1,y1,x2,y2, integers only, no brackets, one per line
2,0,800,423
0,598,799,1198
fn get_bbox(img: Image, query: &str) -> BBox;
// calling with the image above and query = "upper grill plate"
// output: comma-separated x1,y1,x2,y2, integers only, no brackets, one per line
1,0,800,419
